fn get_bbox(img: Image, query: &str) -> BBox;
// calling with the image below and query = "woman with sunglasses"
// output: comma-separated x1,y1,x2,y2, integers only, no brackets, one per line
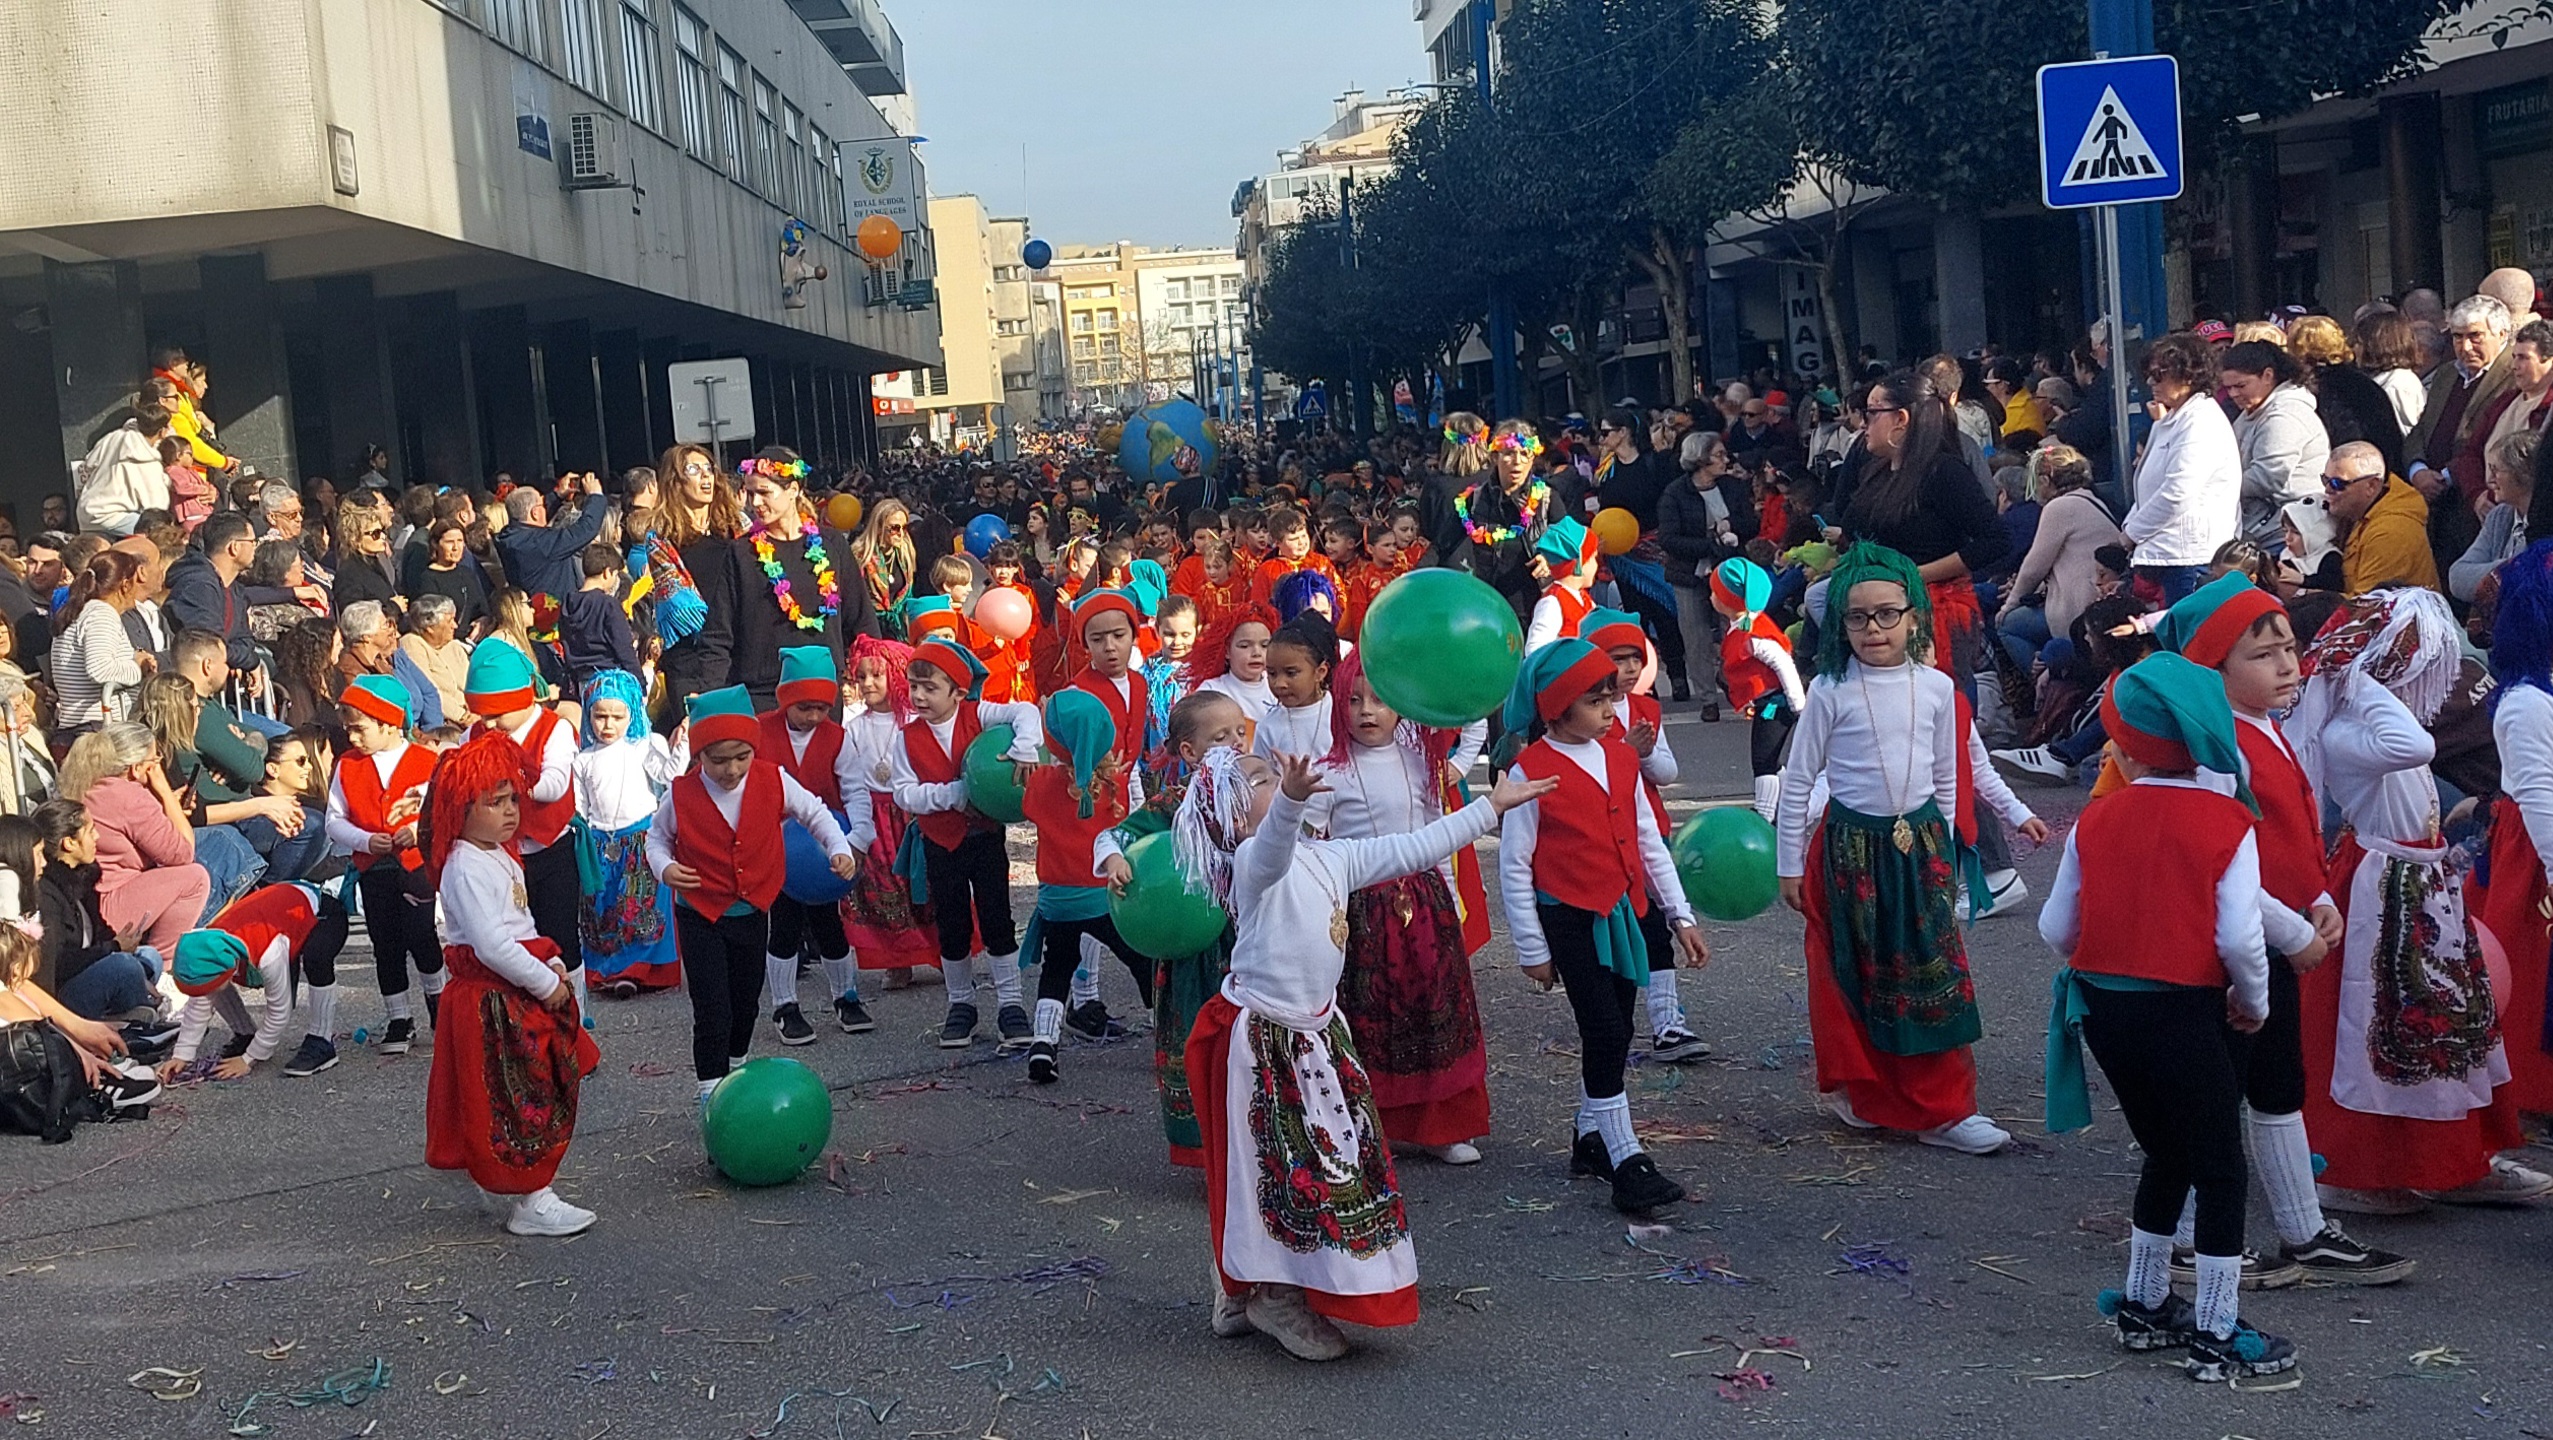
850,500,918,637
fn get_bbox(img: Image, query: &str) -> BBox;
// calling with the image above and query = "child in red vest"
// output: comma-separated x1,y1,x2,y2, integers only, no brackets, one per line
649,686,861,1100
324,675,441,1055
163,882,350,1082
464,640,586,1013
1709,557,1804,824
1582,608,1709,1067
1017,688,1149,1084
1246,510,1331,606
424,732,601,1237
1061,589,1152,1036
752,645,877,1042
1498,639,1707,1215
890,636,1043,1050
2039,653,2296,1381
1523,517,1599,654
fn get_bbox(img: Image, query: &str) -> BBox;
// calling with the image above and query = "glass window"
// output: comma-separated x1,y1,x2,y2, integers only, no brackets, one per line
752,77,779,196
558,0,609,97
1097,309,1118,331
1071,312,1092,333
488,0,544,55
618,0,663,132
673,8,712,158
782,103,805,213
1072,336,1094,358
1221,275,1241,295
716,45,747,177
1099,336,1118,357
807,125,832,228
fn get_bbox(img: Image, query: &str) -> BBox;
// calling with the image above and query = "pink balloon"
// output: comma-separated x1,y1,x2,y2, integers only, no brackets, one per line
2479,922,2514,1006
975,587,1033,642
1634,637,1658,696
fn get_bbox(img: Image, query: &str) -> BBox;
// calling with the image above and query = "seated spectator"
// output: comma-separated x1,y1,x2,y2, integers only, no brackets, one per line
228,725,332,882
245,538,327,643
399,593,473,725
30,799,160,1022
2324,440,2440,594
408,521,489,633
270,615,343,733
1996,444,2123,671
334,600,444,730
56,723,212,958
2450,428,2538,603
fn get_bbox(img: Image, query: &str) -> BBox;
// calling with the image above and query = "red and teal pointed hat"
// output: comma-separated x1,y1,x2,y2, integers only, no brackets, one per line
688,685,760,752
776,645,838,709
2154,571,2283,669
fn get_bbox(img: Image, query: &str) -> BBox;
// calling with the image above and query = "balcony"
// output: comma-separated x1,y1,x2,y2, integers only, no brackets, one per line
785,0,907,98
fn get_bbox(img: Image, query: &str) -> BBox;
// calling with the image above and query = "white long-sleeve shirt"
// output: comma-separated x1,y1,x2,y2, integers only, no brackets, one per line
1195,673,1275,724
48,601,146,728
573,735,681,832
1498,737,1693,969
1252,694,1332,761
889,700,1045,816
644,767,860,880
324,741,423,857
173,935,292,1064
1966,721,2035,832
1775,660,1960,878
2123,394,2242,567
2496,684,2553,888
501,709,577,854
2037,777,2271,1021
2187,712,2332,959
1613,696,1680,787
834,708,905,806
440,841,563,997
2307,669,2439,843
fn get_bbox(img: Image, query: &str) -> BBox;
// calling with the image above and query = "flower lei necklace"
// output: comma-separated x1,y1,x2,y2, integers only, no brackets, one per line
750,506,841,631
1454,477,1549,546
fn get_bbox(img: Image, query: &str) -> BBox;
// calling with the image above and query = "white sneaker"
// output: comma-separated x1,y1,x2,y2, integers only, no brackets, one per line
1824,1091,1879,1130
1210,1285,1254,1339
1957,870,2031,924
2422,1156,2553,1207
1919,1114,2012,1155
505,1187,598,1238
2317,1183,2429,1216
1989,746,2073,783
1409,1141,1483,1165
1244,1284,1349,1362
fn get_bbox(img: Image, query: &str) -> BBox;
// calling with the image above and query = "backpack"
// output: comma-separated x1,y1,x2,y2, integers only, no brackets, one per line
0,1022,110,1143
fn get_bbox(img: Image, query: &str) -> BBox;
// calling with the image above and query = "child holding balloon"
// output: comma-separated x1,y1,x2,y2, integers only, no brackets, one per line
1499,639,1710,1214
978,542,1039,703
751,646,874,1042
1062,589,1154,1036
1581,607,1710,1066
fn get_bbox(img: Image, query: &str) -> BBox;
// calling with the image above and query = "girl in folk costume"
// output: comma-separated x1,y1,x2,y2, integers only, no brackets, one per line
888,637,1043,1051
569,669,682,998
324,676,443,1056
2038,655,2299,1382
423,733,603,1238
1522,517,1601,654
1018,689,1151,1084
980,541,1040,704
1250,618,1336,761
1175,744,1556,1361
464,643,587,1011
648,687,860,1100
1582,607,1710,1065
1775,545,2011,1156
1709,557,1805,824
754,645,872,1041
1188,602,1279,738
835,635,941,996
1300,652,1493,1163
2480,539,2553,1117
1141,594,1201,758
2289,587,2545,1212
163,882,351,1082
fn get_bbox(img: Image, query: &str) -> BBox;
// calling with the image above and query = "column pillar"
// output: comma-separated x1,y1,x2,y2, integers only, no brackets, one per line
2225,140,2281,321
538,320,603,474
315,274,396,482
2383,94,2445,294
44,259,145,475
1932,207,1987,357
596,330,650,474
642,337,680,458
467,306,541,484
389,293,478,489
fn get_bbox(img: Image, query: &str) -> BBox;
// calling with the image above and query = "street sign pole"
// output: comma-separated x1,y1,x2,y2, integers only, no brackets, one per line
2101,204,2132,498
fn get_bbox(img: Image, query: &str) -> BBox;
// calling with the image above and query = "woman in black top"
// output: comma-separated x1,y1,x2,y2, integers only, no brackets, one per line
408,522,490,634
1448,420,1569,622
1593,407,1690,701
329,506,401,620
698,446,879,711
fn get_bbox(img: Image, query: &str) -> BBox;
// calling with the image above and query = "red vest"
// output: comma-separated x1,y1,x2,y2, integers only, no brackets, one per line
215,881,321,959
2069,784,2256,989
1517,738,1650,918
1604,695,1672,840
1719,612,1792,711
670,763,788,918
902,701,994,850
1072,668,1150,769
340,743,436,872
758,711,846,811
475,709,574,848
1022,764,1126,888
2238,719,2324,916
1547,584,1595,638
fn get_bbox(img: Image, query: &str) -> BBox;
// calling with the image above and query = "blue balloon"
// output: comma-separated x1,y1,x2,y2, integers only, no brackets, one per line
1022,237,1053,271
1115,398,1221,487
783,815,855,905
963,513,1011,558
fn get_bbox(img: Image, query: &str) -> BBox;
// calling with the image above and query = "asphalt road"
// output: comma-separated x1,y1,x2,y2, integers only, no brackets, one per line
2,708,2547,1439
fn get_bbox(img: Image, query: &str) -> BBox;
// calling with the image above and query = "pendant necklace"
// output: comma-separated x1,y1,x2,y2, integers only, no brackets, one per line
1858,663,1920,854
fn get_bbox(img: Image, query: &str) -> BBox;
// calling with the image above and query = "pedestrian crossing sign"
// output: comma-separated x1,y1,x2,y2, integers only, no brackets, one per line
2037,55,2182,210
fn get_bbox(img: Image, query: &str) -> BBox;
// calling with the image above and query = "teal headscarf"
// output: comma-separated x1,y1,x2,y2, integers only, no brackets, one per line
1126,558,1169,619
1814,543,1930,680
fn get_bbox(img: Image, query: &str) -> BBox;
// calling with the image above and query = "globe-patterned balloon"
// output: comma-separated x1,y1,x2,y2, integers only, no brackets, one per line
1116,398,1220,486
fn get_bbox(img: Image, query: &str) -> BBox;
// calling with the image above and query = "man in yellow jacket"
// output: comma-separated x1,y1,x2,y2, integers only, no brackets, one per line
2326,441,2441,596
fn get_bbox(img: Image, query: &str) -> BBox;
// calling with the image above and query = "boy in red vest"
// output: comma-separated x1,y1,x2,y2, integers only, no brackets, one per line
1017,688,1150,1084
1245,510,1330,606
2039,653,2298,1382
163,881,351,1082
891,636,1044,1050
1583,608,1709,1067
325,675,442,1056
464,641,586,1013
1498,639,1706,1216
755,645,868,1044
1709,557,1804,824
2153,574,2413,1286
1523,517,1600,654
1061,588,1152,1036
648,686,862,1100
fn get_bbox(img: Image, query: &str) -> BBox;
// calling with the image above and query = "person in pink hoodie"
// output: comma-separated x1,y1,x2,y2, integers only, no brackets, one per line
61,721,212,956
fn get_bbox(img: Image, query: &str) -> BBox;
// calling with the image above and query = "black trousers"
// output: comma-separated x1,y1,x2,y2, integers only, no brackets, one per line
1036,913,1150,1007
2242,954,2306,1115
1749,708,1798,779
1620,584,1687,688
925,829,1017,961
521,841,582,973
675,905,769,1081
357,864,441,997
767,893,849,963
1541,902,1638,1102
2079,984,2254,1256
292,894,351,990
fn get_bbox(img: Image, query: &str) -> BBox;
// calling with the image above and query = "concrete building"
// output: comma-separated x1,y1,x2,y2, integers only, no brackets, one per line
1050,245,1140,409
987,216,1065,432
1132,251,1247,409
1414,0,1499,88
878,194,1002,451
1233,88,1424,295
0,0,938,519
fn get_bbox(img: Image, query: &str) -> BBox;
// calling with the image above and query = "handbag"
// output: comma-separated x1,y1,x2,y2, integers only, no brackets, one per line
0,1022,109,1144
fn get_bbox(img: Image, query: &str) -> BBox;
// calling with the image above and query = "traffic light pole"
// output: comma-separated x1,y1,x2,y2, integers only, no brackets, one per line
1477,0,1520,422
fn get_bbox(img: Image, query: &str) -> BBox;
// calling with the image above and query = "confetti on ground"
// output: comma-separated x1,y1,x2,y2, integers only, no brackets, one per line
1788,1165,1877,1187
222,1357,391,1435
744,1386,899,1437
1970,1256,2035,1285
126,1366,201,1401
628,1061,672,1078
1502,1196,1559,1213
1034,1188,1109,1206
2409,1345,2469,1371
1647,1256,1755,1287
1714,1367,1776,1402
2027,1362,2123,1382
1836,1242,1910,1280
214,1270,307,1290
572,1358,618,1386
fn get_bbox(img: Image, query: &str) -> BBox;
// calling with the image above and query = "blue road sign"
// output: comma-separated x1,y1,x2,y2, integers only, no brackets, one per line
1294,381,1327,418
2037,55,2182,210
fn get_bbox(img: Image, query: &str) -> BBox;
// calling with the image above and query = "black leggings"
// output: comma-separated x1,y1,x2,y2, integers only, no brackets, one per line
675,905,770,1081
1037,913,1150,1007
291,894,351,989
2243,955,2305,1115
2079,984,2254,1256
1542,902,1639,1101
357,864,441,998
925,830,1017,961
522,842,583,973
767,893,849,963
1619,585,1687,688
1749,708,1797,779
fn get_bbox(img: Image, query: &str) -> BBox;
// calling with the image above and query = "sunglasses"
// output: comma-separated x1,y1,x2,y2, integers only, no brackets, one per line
2322,471,2380,493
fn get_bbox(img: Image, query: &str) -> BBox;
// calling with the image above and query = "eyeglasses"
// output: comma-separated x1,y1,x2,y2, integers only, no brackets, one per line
2322,470,2381,493
681,461,714,476
1842,605,1912,632
1860,405,1904,419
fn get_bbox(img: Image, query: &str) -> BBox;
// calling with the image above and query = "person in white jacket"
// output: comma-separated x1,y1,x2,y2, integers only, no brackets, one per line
2223,343,2332,547
2123,333,2242,604
74,407,175,538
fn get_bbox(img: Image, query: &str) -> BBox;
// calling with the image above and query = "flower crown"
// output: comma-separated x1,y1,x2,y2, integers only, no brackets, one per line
1444,425,1484,447
739,456,809,481
1487,431,1544,456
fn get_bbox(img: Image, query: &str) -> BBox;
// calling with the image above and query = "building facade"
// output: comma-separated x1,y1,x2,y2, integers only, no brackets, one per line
986,216,1065,432
877,194,1002,451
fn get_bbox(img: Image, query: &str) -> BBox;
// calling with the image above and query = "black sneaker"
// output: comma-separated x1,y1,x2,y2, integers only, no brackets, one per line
1697,701,1722,722
995,1004,1031,1051
2168,1247,2304,1291
939,1002,979,1049
774,1003,817,1046
2185,1321,2298,1382
380,1018,415,1055
96,1062,162,1112
1650,1028,1711,1063
1608,1152,1685,1213
1569,1129,1615,1179
1026,1040,1059,1085
220,1032,254,1060
1064,1000,1119,1041
2281,1225,2417,1285
834,998,875,1034
2102,1291,2199,1351
282,1035,339,1078
423,991,441,1028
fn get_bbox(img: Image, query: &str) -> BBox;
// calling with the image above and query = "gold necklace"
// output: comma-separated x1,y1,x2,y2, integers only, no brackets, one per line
1857,662,1920,854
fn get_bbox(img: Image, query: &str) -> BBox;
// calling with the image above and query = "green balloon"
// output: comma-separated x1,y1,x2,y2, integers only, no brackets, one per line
1108,831,1228,959
1356,569,1524,727
704,1057,834,1187
964,724,1028,824
1671,806,1780,922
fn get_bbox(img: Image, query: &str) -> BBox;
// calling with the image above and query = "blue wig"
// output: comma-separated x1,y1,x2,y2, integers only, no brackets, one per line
581,668,652,745
1271,567,1342,625
2491,538,2553,703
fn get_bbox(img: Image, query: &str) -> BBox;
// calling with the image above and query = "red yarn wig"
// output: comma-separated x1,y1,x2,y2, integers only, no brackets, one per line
1185,601,1279,688
427,732,530,885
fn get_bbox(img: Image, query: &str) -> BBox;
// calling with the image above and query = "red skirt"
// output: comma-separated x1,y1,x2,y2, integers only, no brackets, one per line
843,791,942,971
1800,827,1979,1132
2472,800,2553,1113
1340,870,1489,1147
2307,834,2526,1192
424,939,602,1195
1185,994,1419,1329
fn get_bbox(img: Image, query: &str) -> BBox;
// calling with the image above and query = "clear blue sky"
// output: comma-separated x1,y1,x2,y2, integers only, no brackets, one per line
889,0,1423,250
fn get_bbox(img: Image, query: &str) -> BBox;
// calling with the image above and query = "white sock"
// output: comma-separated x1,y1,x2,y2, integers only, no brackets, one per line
988,954,1023,1007
821,954,857,1004
765,954,799,1013
2249,1108,2325,1246
1752,774,1780,824
1071,934,1103,1006
2194,1253,2243,1337
728,1053,747,1073
303,983,338,1044
1033,997,1066,1044
419,967,448,998
568,967,587,1013
697,1077,718,1099
941,955,976,1004
2172,1194,2197,1249
1587,1092,1640,1165
384,990,413,1021
1645,970,1684,1037
2125,1227,2174,1308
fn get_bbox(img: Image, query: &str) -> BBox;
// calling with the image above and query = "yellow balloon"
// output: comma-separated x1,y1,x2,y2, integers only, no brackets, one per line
1594,507,1641,556
826,493,864,532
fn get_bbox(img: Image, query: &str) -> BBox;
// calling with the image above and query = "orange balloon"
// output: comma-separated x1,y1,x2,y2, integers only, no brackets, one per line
856,215,904,260
1593,507,1640,556
975,586,1033,642
826,493,864,531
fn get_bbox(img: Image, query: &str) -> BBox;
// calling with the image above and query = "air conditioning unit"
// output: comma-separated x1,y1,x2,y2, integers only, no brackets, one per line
562,112,624,189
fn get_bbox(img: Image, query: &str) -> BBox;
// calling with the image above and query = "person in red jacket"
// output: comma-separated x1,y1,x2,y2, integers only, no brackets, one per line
980,541,1041,703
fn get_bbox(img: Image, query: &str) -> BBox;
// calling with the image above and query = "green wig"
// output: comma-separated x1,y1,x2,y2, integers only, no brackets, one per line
1815,542,1931,680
